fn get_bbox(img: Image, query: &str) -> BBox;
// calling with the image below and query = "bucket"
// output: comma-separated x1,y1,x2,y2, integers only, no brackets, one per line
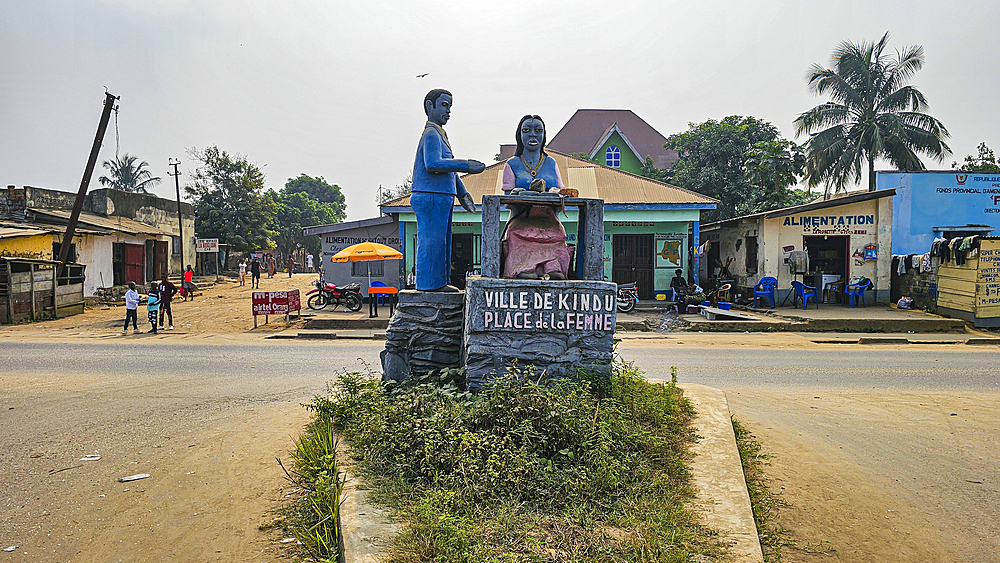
686,305,700,314
718,302,732,310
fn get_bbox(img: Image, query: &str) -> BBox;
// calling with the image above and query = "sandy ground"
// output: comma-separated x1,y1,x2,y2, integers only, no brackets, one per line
729,391,998,562
0,273,320,339
3,289,997,561
1,375,313,562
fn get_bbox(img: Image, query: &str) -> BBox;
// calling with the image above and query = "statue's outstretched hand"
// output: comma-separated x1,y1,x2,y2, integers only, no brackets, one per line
459,193,477,213
468,160,486,174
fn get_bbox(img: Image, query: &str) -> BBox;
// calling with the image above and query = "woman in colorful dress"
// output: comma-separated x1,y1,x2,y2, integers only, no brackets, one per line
500,115,572,280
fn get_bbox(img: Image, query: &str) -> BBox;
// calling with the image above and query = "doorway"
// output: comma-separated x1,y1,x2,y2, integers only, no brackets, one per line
803,235,849,300
612,234,654,299
451,233,474,290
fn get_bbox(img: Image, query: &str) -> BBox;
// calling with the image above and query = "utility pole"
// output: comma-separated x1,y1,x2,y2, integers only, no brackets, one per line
58,90,118,277
168,158,183,274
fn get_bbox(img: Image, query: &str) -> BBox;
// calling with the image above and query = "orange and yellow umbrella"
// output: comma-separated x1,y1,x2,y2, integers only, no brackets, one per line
330,241,402,263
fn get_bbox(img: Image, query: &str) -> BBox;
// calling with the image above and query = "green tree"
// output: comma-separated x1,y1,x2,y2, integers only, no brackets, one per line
269,190,340,258
377,174,413,204
664,116,796,221
639,156,671,183
954,142,1000,172
744,139,807,208
284,174,347,217
184,146,275,260
98,153,162,194
794,32,951,193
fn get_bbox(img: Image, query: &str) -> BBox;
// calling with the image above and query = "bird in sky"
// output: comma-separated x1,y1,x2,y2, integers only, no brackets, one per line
416,73,429,78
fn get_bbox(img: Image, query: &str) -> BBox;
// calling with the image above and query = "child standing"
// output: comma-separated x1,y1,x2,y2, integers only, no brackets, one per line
147,282,160,334
123,281,141,334
182,265,195,301
238,259,247,286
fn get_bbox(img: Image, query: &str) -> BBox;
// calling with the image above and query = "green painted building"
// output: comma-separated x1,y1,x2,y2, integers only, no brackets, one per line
381,151,716,300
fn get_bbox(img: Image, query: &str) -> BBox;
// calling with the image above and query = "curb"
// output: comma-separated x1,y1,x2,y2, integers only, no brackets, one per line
966,337,1000,345
858,337,909,345
677,383,764,563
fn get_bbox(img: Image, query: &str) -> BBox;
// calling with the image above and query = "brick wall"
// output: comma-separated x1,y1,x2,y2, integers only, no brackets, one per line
890,255,938,312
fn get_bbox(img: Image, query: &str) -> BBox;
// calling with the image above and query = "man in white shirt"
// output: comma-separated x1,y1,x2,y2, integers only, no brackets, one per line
307,254,314,272
122,281,141,334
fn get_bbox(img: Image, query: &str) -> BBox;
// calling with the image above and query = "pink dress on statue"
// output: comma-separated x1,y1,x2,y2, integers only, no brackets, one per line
501,157,573,278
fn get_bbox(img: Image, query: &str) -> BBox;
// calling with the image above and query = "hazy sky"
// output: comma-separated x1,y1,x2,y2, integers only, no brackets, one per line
3,0,998,221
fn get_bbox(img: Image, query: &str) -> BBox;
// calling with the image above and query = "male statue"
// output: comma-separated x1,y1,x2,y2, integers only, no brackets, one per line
411,89,485,292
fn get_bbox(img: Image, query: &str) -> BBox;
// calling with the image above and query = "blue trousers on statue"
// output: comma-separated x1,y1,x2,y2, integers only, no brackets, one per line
411,191,454,291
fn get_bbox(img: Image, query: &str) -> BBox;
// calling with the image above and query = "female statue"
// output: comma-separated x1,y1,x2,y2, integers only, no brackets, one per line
501,115,573,279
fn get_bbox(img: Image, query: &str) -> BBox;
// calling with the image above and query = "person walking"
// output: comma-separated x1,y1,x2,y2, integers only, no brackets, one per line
122,281,141,334
182,265,195,301
238,259,247,286
146,282,160,334
267,254,276,278
306,253,314,272
250,256,262,289
158,274,179,330
287,255,294,278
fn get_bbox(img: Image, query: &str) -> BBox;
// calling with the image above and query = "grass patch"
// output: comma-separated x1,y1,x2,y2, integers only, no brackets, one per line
732,417,791,562
309,362,725,562
277,416,344,562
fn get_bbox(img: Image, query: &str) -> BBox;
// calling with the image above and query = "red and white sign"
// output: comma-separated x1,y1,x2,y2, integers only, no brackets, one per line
252,290,301,316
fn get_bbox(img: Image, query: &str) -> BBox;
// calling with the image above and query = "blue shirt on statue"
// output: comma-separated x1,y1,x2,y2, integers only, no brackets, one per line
411,121,471,290
412,122,471,196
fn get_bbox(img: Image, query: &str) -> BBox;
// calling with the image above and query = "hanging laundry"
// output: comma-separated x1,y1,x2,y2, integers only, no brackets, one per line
894,254,907,275
910,254,921,269
921,253,932,273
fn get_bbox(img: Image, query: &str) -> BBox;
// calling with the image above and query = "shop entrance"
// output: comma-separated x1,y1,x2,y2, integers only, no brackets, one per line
451,233,474,290
803,235,849,300
612,234,654,300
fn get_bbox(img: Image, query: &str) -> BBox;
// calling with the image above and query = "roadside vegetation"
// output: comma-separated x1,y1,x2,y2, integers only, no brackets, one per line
301,362,725,562
732,417,792,562
275,416,345,562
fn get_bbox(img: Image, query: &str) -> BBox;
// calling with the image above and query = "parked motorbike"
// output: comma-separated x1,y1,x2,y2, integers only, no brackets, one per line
306,279,363,311
616,282,638,313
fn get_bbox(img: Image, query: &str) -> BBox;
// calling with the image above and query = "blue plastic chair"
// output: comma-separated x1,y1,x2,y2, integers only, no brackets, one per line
790,280,818,309
845,279,873,308
753,277,777,308
369,280,389,305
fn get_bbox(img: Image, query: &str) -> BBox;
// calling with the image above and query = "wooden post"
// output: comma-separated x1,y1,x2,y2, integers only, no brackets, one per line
582,199,604,281
53,265,59,319
254,314,258,328
58,91,118,278
481,195,501,278
29,264,35,321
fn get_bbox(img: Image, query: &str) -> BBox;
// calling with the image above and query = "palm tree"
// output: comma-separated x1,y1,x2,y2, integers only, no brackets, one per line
794,32,951,193
98,153,162,194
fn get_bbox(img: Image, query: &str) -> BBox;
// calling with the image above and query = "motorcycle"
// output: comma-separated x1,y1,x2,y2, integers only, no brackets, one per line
616,282,638,313
306,279,363,311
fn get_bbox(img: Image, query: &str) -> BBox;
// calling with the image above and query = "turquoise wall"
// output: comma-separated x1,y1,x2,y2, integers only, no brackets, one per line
398,207,697,297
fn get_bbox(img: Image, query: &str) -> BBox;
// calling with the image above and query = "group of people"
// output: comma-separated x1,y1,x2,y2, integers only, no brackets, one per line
237,253,319,288
122,266,196,334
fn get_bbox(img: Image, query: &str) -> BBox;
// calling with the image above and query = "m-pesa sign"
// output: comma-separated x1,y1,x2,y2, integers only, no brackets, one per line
252,290,301,316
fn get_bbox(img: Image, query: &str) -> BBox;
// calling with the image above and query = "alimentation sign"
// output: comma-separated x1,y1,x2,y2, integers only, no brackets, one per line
878,171,1000,255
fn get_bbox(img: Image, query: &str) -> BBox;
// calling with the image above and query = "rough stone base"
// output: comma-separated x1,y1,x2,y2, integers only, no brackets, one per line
463,277,617,390
380,290,465,383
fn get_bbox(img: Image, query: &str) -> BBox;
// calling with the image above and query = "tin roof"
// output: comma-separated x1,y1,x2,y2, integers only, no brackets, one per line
0,226,51,239
381,150,716,209
701,189,898,230
28,209,173,236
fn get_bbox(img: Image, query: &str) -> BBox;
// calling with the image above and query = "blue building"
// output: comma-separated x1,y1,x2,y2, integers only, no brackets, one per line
877,171,1000,255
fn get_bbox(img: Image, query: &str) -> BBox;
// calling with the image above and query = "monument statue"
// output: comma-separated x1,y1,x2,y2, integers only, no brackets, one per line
501,115,572,280
411,89,486,292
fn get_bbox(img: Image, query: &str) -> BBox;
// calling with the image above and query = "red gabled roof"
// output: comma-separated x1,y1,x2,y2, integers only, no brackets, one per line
546,109,679,169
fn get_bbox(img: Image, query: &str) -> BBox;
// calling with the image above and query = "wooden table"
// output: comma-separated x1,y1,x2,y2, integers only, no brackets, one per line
368,286,399,317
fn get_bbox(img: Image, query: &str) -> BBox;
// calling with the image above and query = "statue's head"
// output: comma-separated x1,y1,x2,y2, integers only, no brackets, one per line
514,115,546,156
423,89,453,125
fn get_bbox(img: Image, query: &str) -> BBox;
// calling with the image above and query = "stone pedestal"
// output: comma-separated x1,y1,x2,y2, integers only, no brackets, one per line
463,277,617,390
380,290,465,383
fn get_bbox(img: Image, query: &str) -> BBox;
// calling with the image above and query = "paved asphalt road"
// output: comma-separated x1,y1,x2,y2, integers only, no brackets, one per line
3,339,998,561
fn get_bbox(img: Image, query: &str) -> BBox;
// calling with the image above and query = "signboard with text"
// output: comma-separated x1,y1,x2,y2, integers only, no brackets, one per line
196,238,219,253
252,290,301,316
